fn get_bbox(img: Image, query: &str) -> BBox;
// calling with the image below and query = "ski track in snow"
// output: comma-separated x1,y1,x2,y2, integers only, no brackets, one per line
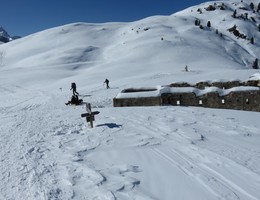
1,85,260,200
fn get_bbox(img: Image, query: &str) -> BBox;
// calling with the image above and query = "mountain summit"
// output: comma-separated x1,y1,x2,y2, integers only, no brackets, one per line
0,26,10,38
0,26,21,43
0,26,10,43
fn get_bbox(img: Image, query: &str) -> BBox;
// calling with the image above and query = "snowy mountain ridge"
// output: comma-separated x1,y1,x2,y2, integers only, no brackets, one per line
0,26,20,43
0,26,10,43
0,26,10,38
0,0,260,87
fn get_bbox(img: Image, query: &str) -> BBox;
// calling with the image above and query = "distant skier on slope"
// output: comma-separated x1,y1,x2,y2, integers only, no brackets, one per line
104,79,110,89
185,65,189,72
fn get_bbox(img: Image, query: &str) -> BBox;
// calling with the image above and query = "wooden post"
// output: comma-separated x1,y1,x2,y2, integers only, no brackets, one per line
81,103,99,128
86,103,91,113
86,103,93,128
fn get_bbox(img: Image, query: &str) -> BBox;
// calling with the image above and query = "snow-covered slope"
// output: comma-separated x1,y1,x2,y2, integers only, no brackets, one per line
1,0,260,87
1,0,260,200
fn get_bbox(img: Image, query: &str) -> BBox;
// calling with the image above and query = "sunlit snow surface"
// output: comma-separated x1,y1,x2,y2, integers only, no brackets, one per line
1,0,260,199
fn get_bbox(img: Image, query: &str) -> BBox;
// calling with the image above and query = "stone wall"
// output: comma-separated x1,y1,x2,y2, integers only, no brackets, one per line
113,97,161,107
113,80,260,112
161,90,260,112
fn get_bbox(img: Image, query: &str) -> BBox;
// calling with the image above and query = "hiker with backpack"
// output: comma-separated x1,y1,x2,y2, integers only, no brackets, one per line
70,82,79,95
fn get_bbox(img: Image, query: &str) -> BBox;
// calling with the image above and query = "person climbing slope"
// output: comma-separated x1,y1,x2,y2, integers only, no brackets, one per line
70,82,79,95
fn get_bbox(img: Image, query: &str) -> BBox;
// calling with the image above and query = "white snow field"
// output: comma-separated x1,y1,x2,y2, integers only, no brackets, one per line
1,0,260,199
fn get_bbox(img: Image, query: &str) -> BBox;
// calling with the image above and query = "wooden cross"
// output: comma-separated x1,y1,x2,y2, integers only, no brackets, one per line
81,103,100,128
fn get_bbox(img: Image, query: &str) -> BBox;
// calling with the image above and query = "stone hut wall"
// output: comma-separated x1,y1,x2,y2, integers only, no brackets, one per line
198,92,220,107
113,80,260,112
161,93,199,106
161,90,260,112
113,97,161,107
114,90,260,112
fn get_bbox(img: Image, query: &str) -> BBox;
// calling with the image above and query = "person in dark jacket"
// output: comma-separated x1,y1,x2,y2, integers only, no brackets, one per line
104,79,109,89
65,94,82,105
70,82,79,95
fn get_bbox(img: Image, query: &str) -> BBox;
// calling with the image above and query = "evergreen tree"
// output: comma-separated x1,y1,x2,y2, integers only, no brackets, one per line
250,2,254,10
197,8,202,14
244,13,248,20
233,30,240,37
195,19,200,26
252,58,258,69
232,10,237,18
207,21,211,28
251,37,255,44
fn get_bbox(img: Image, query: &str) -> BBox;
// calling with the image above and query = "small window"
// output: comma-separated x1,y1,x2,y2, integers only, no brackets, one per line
221,99,225,104
246,98,249,104
177,100,180,105
199,100,203,105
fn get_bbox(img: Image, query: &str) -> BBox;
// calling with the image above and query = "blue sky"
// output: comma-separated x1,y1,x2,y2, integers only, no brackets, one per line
1,0,215,37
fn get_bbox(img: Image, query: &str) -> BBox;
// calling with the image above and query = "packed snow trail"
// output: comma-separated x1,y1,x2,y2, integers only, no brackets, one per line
1,83,260,200
0,86,72,199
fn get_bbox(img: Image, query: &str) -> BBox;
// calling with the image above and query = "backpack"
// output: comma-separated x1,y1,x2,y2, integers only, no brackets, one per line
71,95,78,104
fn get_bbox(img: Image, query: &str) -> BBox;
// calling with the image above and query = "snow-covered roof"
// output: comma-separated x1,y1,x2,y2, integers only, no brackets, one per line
116,86,260,99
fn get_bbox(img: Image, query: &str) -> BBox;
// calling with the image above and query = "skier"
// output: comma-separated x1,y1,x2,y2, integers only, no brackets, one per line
70,82,79,95
104,79,110,89
185,65,189,72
